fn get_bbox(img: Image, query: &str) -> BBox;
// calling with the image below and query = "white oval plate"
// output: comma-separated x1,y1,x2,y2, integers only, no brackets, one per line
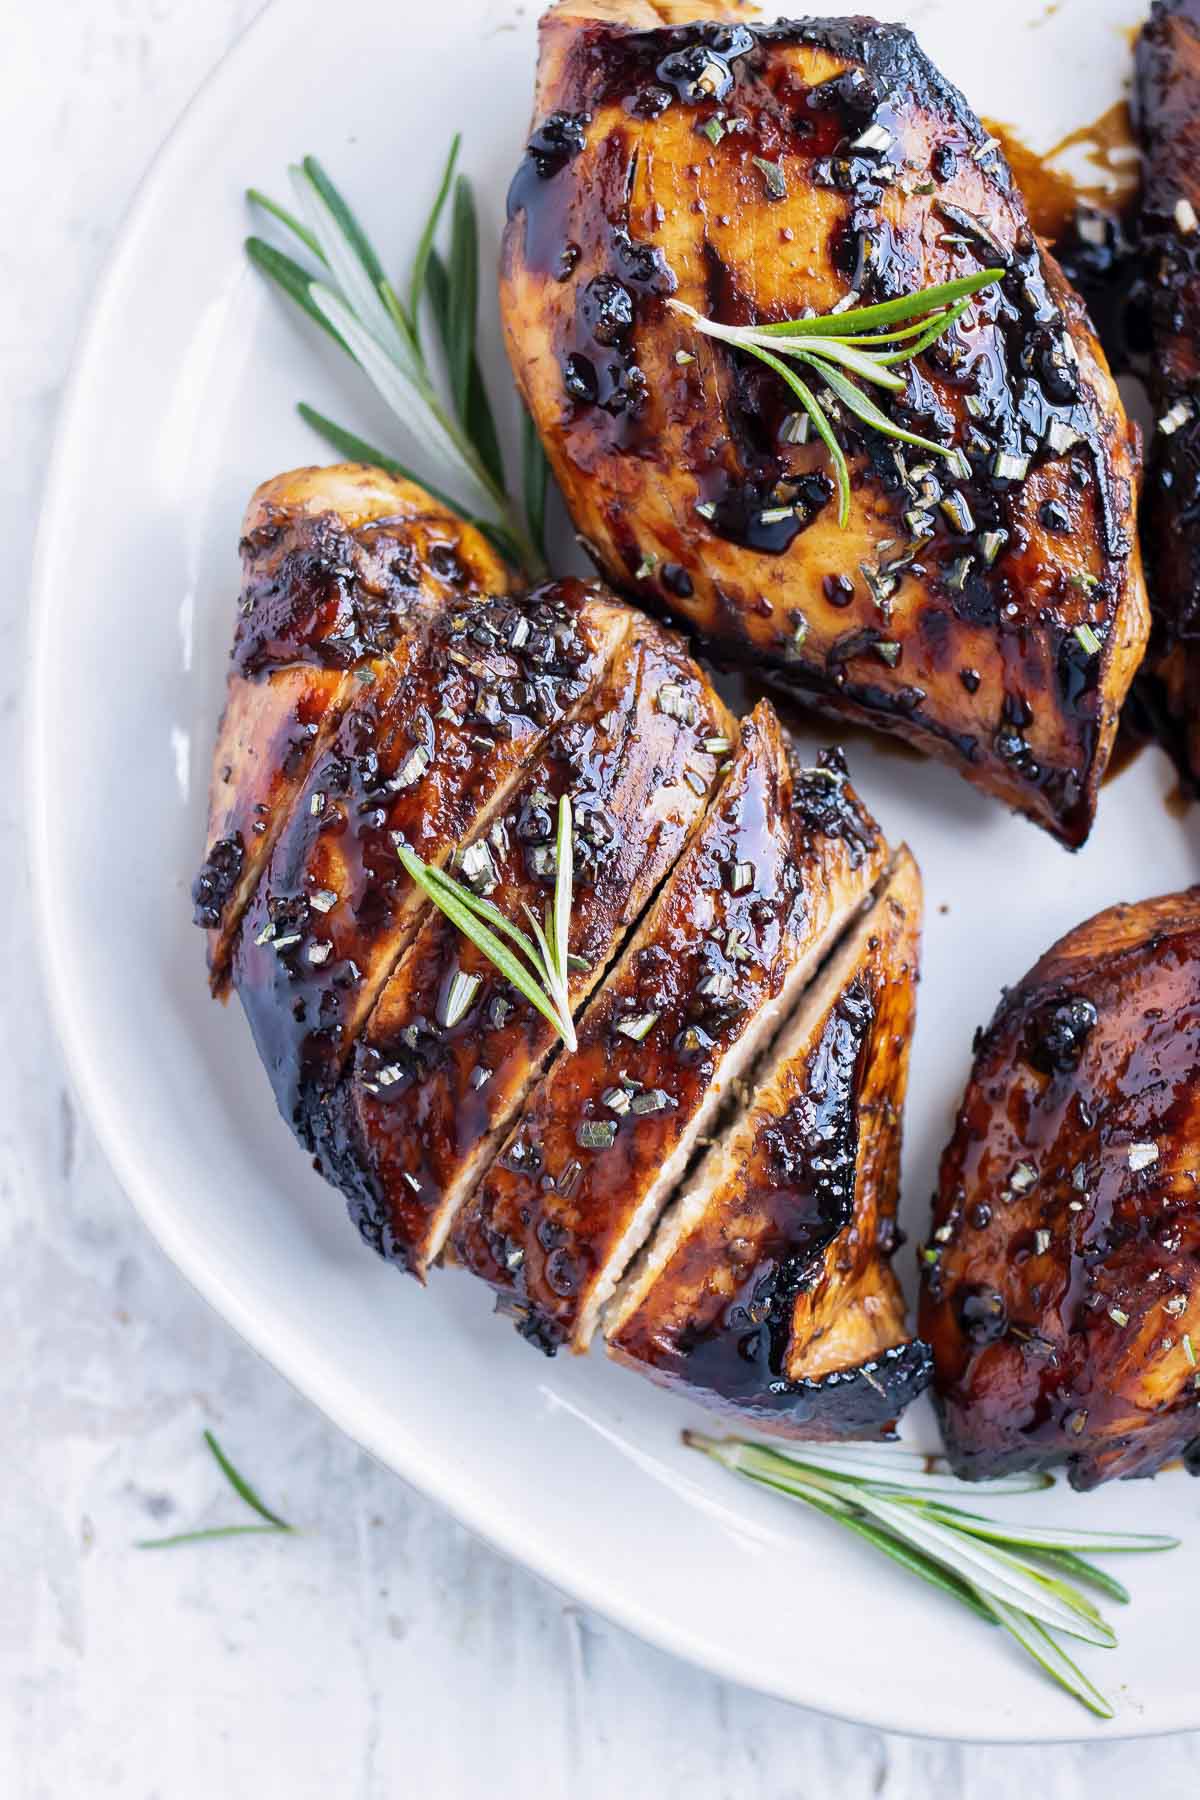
29,0,1200,1742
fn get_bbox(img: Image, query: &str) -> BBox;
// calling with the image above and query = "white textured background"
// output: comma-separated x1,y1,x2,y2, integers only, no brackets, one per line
4,3,1200,1794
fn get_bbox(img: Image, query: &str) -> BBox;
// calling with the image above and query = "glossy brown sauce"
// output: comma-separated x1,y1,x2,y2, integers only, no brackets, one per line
983,107,1140,245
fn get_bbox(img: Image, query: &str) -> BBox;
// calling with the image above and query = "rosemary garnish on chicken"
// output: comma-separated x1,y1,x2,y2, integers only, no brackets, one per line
686,1433,1179,1718
396,795,578,1050
669,269,1004,528
246,139,549,576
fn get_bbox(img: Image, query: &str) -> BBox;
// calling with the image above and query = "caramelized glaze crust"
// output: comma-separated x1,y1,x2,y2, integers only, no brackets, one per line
453,701,889,1353
195,466,511,986
1133,0,1200,787
316,618,734,1275
920,891,1200,1488
232,577,630,1146
501,0,1148,845
608,848,928,1438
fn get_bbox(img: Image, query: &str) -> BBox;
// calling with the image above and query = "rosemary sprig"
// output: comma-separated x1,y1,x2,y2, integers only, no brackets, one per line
247,142,549,577
136,1431,294,1550
395,795,578,1051
685,1434,1180,1719
669,269,1003,528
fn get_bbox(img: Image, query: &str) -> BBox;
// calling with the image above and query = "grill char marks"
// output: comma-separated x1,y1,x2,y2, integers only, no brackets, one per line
196,466,511,988
920,889,1200,1490
607,848,929,1439
231,578,631,1150
453,700,889,1356
501,0,1148,846
1132,1,1200,788
315,618,735,1276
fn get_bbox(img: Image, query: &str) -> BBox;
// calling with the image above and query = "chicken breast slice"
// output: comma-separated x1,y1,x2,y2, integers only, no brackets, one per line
607,848,930,1440
316,617,734,1276
194,465,511,989
232,579,631,1147
453,700,889,1354
501,1,1148,846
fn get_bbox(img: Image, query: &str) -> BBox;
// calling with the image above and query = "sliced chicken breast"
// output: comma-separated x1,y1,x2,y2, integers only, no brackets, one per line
317,617,734,1275
453,700,889,1354
607,848,929,1438
194,465,511,988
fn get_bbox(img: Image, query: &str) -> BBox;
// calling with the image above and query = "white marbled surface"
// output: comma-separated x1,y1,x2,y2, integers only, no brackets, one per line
5,2,1200,1794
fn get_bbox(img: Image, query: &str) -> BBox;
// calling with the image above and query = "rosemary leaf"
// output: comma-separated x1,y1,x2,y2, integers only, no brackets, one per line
553,793,573,994
765,1442,1053,1495
136,1524,291,1550
448,176,480,426
422,863,543,969
466,360,506,492
522,406,550,558
409,133,461,338
308,282,488,506
754,268,1004,338
301,154,390,308
982,1597,1115,1721
291,161,402,365
912,1502,1180,1557
782,1481,999,1626
397,839,577,1050
794,352,955,463
245,238,349,352
877,295,975,366
743,343,851,527
246,189,324,261
1026,1548,1131,1608
203,1429,292,1528
426,247,506,494
767,333,907,391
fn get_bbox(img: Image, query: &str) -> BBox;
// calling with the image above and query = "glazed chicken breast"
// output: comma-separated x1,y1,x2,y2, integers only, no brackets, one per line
920,892,1200,1489
1132,0,1200,789
501,0,1149,846
197,465,928,1438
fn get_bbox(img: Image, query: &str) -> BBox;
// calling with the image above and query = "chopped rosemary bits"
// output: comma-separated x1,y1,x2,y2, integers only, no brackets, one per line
751,155,788,199
657,683,699,725
686,1434,1181,1720
992,449,1031,483
667,270,1002,529
441,969,482,1029
578,1118,617,1149
1073,622,1103,657
616,1011,659,1043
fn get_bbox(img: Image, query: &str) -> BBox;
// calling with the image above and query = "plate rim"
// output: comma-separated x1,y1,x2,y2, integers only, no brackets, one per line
24,0,1197,1745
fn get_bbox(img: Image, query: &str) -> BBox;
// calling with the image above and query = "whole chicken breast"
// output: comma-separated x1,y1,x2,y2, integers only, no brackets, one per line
920,891,1200,1489
1131,0,1200,789
501,0,1149,846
